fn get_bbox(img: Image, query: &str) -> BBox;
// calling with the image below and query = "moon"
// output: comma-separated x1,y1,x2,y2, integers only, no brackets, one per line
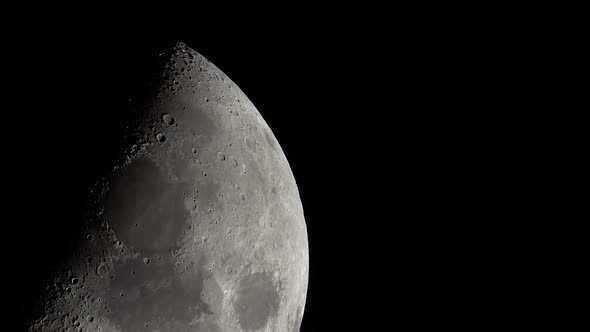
27,42,308,331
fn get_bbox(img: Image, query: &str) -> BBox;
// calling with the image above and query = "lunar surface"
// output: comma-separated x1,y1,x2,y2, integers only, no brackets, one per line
27,42,308,331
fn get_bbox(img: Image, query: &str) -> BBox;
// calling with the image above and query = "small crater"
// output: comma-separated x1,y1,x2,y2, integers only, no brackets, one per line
156,133,166,142
162,114,175,125
229,156,239,168
96,264,107,276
